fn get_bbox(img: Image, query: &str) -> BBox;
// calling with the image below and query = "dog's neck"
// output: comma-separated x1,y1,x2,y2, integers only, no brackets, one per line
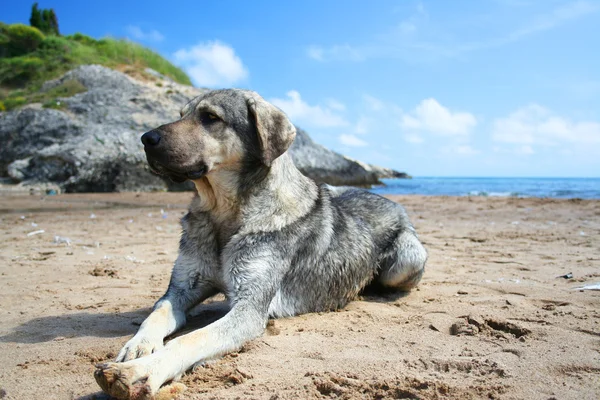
190,153,318,239
192,169,241,242
241,153,319,233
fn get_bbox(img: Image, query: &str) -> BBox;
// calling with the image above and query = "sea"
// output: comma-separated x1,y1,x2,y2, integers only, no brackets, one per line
370,177,600,199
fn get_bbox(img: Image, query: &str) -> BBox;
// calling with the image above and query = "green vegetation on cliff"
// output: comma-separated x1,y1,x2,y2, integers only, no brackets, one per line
0,15,192,111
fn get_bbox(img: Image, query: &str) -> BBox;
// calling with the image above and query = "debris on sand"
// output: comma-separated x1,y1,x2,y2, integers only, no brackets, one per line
53,236,72,246
450,319,479,336
557,272,573,279
125,255,144,263
89,266,118,277
574,283,600,291
450,316,530,339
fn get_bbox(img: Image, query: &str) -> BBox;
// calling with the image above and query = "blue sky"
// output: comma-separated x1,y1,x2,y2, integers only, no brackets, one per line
5,1,600,177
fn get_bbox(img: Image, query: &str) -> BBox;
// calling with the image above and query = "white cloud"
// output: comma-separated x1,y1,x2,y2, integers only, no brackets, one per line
354,116,370,134
493,144,535,155
492,104,600,146
404,133,424,144
440,144,479,155
326,98,346,111
339,134,368,147
305,44,365,62
452,2,599,54
517,145,535,155
397,21,417,34
363,94,385,111
307,46,325,61
126,25,164,42
307,1,598,62
507,1,598,42
400,98,477,136
455,145,479,155
270,91,349,128
173,41,248,87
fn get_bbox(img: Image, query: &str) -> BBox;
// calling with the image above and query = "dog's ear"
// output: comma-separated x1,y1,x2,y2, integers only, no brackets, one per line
247,96,296,167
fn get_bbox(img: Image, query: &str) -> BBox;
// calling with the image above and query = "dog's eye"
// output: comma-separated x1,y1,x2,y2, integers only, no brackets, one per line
199,112,220,124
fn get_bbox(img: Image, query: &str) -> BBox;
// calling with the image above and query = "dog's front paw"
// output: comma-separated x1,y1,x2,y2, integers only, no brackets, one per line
94,362,152,400
116,334,164,362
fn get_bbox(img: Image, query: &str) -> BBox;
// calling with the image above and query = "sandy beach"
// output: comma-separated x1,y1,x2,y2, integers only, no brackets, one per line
0,191,599,400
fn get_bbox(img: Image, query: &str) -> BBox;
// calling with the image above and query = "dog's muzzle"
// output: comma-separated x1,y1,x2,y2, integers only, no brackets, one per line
141,130,208,182
141,129,166,164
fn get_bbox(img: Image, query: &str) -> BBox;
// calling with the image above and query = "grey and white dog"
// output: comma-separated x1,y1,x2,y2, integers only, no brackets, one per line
94,89,427,399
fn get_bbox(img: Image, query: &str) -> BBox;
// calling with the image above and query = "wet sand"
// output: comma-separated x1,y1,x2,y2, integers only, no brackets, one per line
0,192,599,399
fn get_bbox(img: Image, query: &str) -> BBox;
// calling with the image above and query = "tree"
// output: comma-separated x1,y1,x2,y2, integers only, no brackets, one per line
48,9,59,35
42,9,51,33
29,3,43,31
29,3,60,35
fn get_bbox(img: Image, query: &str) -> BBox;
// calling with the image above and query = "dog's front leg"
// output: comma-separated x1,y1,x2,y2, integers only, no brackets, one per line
116,255,218,362
95,250,282,400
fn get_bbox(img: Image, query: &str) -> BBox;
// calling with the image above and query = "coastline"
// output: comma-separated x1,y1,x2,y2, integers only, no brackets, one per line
0,192,599,399
372,177,600,199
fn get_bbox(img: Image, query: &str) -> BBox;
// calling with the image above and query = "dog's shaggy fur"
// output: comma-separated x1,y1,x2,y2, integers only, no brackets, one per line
94,89,427,399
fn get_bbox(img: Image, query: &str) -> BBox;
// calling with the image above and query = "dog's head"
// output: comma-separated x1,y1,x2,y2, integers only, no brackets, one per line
141,89,296,183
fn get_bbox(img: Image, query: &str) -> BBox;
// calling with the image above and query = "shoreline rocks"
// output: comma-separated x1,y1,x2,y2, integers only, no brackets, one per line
0,65,409,192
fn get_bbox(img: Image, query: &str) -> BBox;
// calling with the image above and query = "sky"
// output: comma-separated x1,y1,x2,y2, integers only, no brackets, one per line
4,0,600,177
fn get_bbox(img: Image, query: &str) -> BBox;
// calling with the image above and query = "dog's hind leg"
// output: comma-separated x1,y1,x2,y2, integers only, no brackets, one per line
376,229,427,291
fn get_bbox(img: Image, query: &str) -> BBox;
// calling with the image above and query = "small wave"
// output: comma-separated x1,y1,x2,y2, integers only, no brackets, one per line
466,191,519,197
553,190,577,197
467,191,489,197
370,178,600,199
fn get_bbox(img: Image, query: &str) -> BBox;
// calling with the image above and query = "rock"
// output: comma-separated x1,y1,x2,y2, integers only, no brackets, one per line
1,65,408,192
1,65,206,192
341,154,411,179
144,67,175,83
0,108,84,174
289,128,407,186
450,319,479,336
467,315,485,327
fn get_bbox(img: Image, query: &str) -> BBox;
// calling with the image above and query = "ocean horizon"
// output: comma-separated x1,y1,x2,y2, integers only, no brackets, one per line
370,177,600,199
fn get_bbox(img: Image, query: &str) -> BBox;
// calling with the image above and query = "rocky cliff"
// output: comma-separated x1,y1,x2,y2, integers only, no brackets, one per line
0,65,408,192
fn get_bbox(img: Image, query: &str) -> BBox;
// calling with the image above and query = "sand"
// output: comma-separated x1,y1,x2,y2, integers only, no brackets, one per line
0,191,599,400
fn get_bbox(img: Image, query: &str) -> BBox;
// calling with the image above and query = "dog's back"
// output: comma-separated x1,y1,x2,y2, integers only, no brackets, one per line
263,178,425,317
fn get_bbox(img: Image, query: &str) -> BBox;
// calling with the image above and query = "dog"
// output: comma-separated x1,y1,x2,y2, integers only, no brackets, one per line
94,89,427,399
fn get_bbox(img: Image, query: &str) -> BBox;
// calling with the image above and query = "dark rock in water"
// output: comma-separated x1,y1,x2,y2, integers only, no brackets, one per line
0,65,409,192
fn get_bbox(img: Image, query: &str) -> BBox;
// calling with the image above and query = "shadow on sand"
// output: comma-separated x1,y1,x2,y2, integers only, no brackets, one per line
360,283,413,303
0,302,231,344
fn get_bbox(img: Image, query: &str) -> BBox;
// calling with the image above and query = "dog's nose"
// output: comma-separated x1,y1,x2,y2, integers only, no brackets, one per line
141,130,161,147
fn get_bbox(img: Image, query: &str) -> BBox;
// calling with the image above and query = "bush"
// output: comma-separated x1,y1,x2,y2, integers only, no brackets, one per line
4,96,28,110
0,101,5,112
42,99,65,109
91,39,192,85
0,56,45,86
40,35,72,52
0,25,193,106
67,33,97,46
0,24,45,57
32,79,86,104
